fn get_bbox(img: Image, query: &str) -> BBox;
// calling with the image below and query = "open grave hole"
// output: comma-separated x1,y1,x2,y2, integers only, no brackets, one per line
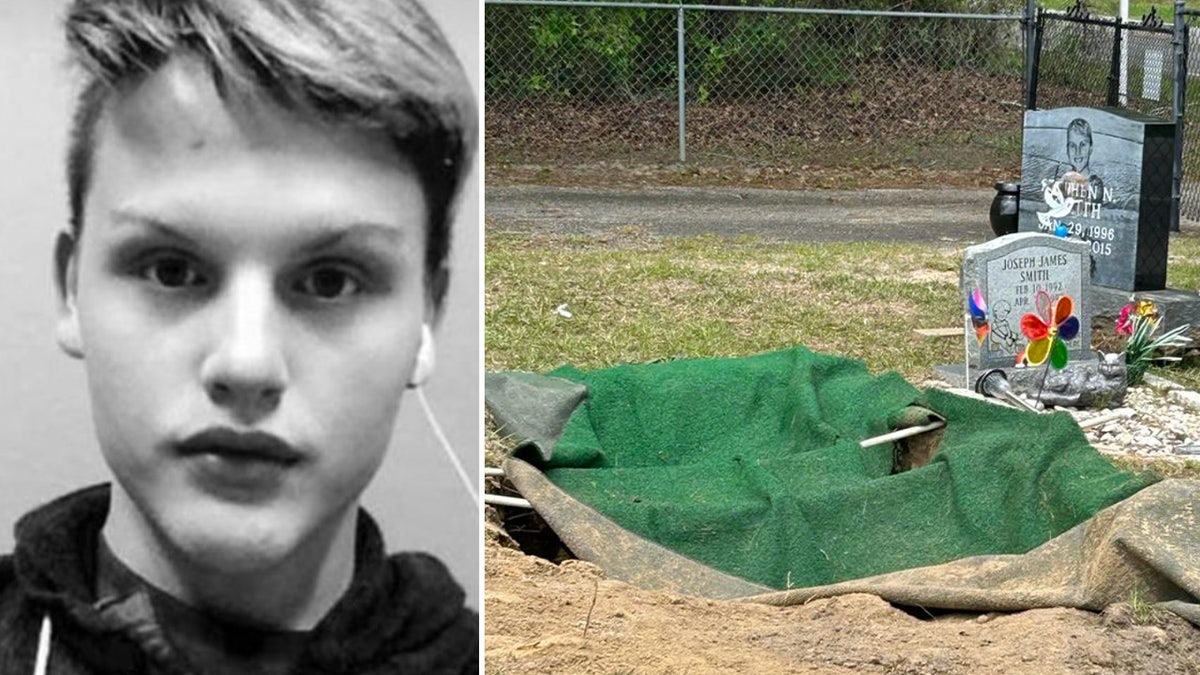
485,474,575,564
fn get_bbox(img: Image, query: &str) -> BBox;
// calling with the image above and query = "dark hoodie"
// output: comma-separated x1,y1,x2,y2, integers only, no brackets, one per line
0,485,478,674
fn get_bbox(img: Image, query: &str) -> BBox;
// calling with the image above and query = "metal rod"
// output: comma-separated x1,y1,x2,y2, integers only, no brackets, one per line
1034,361,1050,406
1001,389,1042,413
677,4,686,164
485,494,534,509
484,466,506,477
859,420,947,449
963,313,971,392
485,0,1022,21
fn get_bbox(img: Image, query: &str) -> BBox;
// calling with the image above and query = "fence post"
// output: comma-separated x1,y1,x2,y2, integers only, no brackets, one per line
1107,19,1123,106
1024,0,1038,109
1025,7,1043,109
1172,0,1186,232
677,5,687,164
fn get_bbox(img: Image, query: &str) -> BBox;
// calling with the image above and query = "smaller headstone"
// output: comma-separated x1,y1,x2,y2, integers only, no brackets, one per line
961,232,1093,371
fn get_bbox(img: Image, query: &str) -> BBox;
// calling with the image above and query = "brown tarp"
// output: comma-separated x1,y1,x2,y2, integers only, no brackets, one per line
506,455,1200,624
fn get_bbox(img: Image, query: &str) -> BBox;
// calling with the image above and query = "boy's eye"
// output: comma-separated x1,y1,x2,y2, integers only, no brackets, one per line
140,256,207,289
294,265,364,300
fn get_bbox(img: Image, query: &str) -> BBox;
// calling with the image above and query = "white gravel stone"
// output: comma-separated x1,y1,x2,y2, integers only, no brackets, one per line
1167,389,1200,412
1093,386,1200,459
1141,374,1183,391
922,378,1200,460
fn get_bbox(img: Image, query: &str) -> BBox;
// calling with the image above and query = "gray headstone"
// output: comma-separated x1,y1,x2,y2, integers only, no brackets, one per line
1018,107,1173,291
961,233,1092,370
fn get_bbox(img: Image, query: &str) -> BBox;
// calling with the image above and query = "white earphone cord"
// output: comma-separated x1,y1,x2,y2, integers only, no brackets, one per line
34,615,51,675
415,387,480,510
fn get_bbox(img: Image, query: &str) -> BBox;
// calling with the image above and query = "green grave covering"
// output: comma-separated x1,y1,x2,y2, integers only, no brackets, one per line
487,346,1154,591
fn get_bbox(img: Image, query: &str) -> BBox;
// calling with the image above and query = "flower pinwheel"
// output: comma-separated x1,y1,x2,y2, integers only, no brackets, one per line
1020,291,1079,369
967,288,989,344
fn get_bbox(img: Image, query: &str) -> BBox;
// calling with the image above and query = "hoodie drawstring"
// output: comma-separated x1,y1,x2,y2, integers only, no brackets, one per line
34,614,51,675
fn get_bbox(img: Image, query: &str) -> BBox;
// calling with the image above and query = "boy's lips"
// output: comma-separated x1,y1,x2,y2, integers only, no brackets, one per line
176,428,303,465
176,428,305,500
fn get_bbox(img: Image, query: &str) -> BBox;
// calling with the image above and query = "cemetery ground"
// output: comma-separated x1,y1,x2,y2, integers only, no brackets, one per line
484,225,1200,673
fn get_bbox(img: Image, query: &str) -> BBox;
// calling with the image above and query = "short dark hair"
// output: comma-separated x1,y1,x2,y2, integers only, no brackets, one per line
64,0,477,308
1066,118,1092,144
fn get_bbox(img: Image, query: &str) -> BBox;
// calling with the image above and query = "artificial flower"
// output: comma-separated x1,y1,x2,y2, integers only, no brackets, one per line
1115,303,1134,337
1116,300,1159,338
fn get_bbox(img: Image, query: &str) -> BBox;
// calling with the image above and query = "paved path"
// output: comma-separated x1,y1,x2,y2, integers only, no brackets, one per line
486,185,998,244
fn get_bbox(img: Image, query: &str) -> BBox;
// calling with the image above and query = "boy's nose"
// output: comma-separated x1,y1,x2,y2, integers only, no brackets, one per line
200,272,288,422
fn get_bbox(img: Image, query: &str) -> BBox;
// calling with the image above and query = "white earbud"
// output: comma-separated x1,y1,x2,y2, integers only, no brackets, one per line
409,324,435,388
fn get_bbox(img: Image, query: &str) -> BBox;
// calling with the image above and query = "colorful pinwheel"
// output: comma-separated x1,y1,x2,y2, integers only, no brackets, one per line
1019,291,1079,369
967,288,989,344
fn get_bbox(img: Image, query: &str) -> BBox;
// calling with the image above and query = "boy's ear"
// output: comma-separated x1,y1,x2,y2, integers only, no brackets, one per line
54,230,84,359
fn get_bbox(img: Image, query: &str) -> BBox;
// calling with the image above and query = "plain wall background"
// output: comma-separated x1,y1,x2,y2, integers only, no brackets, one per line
0,1,480,608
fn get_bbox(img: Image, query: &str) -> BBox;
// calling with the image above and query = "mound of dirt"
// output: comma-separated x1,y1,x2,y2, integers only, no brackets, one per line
484,532,1200,674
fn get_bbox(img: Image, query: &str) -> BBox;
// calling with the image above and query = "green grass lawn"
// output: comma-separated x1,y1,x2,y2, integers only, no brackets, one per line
485,229,1200,477
486,233,963,377
486,230,1199,375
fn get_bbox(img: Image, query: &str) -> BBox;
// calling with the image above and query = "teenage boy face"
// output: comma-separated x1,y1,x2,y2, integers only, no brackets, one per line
1067,129,1091,172
56,56,430,574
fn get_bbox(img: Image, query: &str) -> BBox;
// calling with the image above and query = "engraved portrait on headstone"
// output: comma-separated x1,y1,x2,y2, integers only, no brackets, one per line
1055,117,1106,209
1019,107,1172,292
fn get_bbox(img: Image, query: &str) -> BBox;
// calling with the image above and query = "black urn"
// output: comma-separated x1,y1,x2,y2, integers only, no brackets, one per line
989,181,1020,237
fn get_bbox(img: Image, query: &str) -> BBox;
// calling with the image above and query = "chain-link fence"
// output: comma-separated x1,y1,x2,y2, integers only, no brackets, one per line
486,0,1028,177
1182,11,1200,220
1032,6,1175,117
